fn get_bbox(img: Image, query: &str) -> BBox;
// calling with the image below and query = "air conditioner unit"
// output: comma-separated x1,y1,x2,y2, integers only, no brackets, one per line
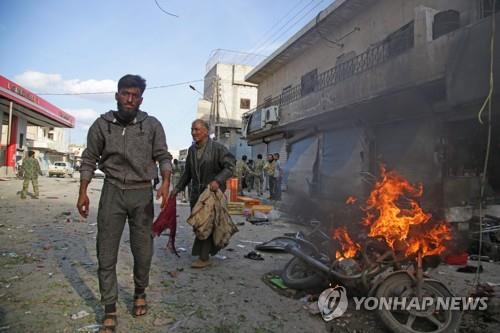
262,106,279,125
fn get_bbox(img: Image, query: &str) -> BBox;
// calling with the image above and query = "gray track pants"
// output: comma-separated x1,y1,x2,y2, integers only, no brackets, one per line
96,181,154,305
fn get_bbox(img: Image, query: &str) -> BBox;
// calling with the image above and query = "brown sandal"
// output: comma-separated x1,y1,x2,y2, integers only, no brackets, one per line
99,313,117,332
133,293,148,317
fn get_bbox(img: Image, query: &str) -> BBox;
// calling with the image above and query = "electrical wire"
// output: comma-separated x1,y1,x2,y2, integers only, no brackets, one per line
36,79,204,96
241,0,305,63
257,0,328,58
473,0,496,289
154,0,179,18
244,0,321,64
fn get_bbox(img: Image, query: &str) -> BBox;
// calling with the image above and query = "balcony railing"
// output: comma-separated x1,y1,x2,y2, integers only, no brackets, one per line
244,22,414,133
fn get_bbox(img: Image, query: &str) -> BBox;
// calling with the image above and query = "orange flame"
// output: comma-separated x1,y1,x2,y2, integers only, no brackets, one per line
332,166,451,259
363,166,451,257
345,196,357,205
333,226,360,259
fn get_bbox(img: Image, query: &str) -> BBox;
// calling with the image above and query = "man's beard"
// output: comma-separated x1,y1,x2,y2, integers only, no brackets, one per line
116,102,138,124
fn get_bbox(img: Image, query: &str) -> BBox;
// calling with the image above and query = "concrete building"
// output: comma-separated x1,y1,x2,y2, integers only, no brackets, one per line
197,52,259,159
243,0,500,213
0,75,75,176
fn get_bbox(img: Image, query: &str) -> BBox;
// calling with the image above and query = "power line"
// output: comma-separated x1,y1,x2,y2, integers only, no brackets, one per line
245,0,322,64
154,0,179,18
241,0,304,62
36,79,204,96
260,0,328,57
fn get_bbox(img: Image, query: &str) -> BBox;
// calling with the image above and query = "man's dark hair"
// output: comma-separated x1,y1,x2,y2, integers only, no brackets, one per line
242,155,247,161
28,151,35,157
257,154,262,159
173,159,178,164
118,75,146,94
274,153,280,159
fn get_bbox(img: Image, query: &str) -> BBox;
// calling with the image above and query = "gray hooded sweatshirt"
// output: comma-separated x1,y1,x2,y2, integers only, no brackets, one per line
80,110,172,189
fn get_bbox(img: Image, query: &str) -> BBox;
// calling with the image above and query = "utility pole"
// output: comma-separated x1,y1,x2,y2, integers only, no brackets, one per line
210,75,221,140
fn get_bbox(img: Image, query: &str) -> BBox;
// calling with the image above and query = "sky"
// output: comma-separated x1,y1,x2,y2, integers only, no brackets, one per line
0,0,332,153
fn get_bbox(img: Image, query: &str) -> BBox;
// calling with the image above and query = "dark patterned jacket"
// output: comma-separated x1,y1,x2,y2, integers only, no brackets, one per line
175,139,235,207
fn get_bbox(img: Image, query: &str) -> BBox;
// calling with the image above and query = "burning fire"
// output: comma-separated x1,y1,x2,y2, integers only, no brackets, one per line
345,196,357,205
334,166,451,259
363,166,451,257
333,226,360,260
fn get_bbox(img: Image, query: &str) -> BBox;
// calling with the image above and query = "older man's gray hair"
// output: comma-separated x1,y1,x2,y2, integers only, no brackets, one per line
192,119,210,130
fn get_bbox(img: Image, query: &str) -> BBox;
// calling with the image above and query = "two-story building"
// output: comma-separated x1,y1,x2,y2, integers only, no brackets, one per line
243,0,500,213
196,50,259,159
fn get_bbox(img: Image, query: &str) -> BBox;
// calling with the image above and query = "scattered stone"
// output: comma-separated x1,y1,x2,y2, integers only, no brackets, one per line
214,254,227,260
77,324,102,332
154,317,174,326
168,271,179,278
71,310,90,320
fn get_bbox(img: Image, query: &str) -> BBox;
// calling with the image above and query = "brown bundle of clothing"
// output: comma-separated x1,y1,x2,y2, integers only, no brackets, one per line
187,187,238,249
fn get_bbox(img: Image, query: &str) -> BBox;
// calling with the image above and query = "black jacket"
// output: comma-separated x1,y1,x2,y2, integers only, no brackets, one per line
175,139,235,206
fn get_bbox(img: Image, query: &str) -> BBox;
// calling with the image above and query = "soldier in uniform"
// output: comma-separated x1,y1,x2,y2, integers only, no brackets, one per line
20,151,41,199
253,154,265,196
263,154,276,199
235,155,252,195
171,159,184,200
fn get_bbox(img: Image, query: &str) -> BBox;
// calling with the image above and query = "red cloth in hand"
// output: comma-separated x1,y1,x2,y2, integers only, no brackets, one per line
151,196,178,256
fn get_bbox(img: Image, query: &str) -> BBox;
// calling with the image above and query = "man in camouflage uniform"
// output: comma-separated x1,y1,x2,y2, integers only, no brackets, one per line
171,159,185,201
263,154,276,199
235,155,252,195
253,154,265,196
20,151,41,199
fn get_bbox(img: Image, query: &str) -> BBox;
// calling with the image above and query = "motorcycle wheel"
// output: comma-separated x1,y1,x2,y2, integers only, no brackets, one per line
375,273,461,333
281,257,325,290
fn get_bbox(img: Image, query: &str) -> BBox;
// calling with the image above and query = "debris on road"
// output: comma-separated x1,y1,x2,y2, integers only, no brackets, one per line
77,324,102,332
71,310,90,320
244,251,264,261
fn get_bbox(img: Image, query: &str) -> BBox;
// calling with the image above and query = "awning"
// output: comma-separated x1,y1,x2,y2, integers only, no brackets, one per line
0,75,75,128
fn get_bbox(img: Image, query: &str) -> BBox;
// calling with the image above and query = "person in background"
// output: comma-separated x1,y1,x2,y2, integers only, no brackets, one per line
263,153,276,199
253,154,265,196
20,150,41,199
245,159,255,192
171,119,235,268
153,163,160,190
235,155,252,196
273,153,282,201
171,159,184,199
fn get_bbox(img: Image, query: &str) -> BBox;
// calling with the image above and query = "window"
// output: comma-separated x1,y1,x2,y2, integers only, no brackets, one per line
433,10,460,39
48,133,54,140
301,69,318,96
19,133,24,147
240,98,251,109
385,21,414,57
481,0,500,18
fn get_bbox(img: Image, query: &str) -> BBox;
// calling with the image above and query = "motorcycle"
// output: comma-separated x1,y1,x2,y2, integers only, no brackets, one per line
263,220,462,333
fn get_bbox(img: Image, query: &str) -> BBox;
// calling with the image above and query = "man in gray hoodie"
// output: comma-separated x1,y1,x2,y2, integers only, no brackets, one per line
76,75,172,331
